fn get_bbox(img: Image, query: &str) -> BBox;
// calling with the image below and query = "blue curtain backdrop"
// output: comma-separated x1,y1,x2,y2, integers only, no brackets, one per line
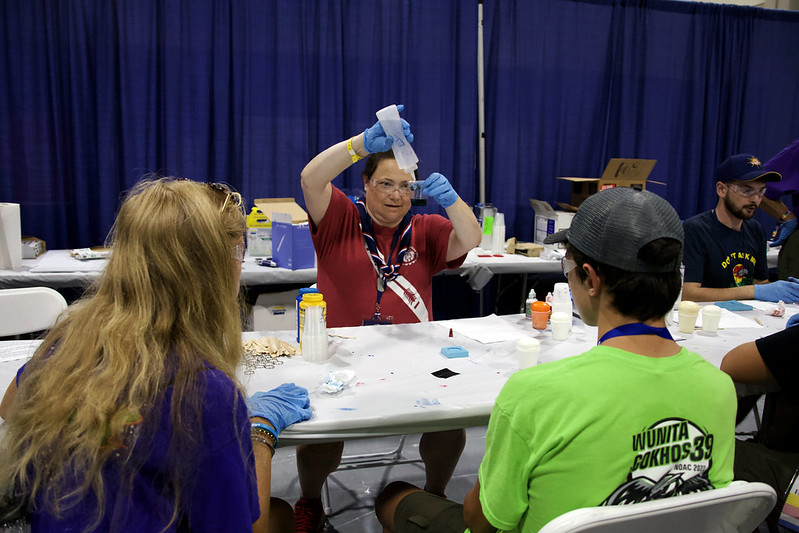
2,0,799,249
483,0,799,242
0,0,478,249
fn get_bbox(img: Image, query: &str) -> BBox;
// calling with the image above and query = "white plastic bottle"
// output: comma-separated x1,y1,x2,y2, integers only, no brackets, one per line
375,104,418,174
551,282,572,331
524,289,535,318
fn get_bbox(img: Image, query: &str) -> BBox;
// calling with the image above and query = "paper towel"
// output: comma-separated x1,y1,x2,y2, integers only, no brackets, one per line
0,203,22,269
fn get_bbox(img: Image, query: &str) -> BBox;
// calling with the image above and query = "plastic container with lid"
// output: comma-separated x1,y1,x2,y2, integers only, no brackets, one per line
301,304,329,362
296,288,319,342
299,293,326,346
246,207,272,257
530,301,551,330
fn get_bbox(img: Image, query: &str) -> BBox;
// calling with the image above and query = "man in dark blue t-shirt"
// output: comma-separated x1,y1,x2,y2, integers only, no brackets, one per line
682,153,799,303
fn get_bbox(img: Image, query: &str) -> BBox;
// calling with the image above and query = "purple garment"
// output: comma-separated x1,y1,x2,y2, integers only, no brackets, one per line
765,137,799,200
15,363,260,532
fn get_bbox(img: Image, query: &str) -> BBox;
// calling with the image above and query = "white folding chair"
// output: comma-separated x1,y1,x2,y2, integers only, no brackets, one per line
538,481,776,533
0,287,67,336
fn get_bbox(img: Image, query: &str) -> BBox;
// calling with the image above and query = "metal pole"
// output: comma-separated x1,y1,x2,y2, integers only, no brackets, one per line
477,1,486,205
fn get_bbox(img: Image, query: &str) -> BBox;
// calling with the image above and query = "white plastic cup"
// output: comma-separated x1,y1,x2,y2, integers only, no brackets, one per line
677,300,700,334
375,105,418,174
702,304,722,333
516,337,540,369
550,312,571,341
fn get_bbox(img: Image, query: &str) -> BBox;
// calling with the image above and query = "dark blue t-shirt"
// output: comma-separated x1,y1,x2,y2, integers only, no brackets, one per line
683,210,768,288
16,363,260,532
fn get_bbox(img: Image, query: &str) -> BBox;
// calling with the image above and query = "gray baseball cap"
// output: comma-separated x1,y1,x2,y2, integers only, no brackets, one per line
543,187,683,273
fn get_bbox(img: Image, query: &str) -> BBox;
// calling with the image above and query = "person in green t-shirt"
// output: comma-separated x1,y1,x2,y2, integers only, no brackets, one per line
375,187,736,533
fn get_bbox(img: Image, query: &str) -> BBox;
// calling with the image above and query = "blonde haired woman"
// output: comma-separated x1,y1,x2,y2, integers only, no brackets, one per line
0,178,310,532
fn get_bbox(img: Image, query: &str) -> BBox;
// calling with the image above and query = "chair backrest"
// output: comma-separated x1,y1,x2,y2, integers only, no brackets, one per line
538,481,777,533
0,287,68,336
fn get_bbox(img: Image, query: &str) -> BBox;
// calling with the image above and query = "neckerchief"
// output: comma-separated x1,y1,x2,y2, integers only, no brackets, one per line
598,322,674,345
357,198,413,320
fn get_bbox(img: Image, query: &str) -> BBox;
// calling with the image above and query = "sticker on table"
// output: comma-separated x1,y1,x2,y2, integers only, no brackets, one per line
432,368,459,379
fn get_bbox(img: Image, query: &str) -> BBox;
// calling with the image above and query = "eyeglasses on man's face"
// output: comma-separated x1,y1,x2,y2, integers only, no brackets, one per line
727,183,767,199
370,178,416,196
561,257,578,277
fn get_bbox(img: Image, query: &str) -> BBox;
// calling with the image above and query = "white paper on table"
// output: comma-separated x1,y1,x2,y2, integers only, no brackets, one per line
0,340,42,362
30,250,107,273
672,308,762,329
436,314,526,344
746,300,799,319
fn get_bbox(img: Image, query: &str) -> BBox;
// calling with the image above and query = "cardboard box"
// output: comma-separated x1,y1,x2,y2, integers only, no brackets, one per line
253,198,309,224
21,236,46,259
506,238,545,257
253,198,315,270
557,158,663,209
529,199,575,244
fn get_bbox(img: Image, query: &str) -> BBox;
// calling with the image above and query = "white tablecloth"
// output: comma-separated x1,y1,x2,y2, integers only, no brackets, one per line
2,304,788,445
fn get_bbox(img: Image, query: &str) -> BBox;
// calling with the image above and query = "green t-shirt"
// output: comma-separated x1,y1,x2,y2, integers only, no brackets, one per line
473,345,736,532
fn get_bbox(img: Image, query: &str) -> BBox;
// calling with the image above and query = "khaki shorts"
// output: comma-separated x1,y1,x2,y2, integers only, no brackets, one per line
393,490,468,533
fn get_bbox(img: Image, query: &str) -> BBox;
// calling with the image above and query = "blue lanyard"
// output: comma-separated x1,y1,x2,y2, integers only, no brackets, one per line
598,323,674,345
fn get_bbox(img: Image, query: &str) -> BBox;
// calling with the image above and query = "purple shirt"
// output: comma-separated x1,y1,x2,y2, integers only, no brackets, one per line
16,363,260,532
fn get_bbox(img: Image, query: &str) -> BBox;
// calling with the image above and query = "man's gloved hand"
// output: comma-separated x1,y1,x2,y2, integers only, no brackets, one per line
770,218,798,247
754,278,799,303
786,313,799,329
246,383,311,434
363,104,414,154
421,172,458,208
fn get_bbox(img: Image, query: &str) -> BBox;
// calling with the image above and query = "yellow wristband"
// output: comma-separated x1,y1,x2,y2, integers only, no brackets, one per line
347,137,363,163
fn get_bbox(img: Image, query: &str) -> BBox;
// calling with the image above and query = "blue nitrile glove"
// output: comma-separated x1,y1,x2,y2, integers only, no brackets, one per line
787,313,799,329
421,172,458,208
770,218,798,247
754,278,799,303
363,104,414,154
246,383,311,434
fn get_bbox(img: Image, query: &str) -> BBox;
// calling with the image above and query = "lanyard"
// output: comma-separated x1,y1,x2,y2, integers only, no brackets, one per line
598,323,674,345
357,199,413,320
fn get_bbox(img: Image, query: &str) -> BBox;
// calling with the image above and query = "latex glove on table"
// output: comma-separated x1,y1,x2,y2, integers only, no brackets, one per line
246,383,311,434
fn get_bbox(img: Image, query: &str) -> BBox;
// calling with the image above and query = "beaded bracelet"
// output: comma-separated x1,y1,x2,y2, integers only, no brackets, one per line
781,211,793,221
251,434,275,457
347,137,364,163
251,422,279,447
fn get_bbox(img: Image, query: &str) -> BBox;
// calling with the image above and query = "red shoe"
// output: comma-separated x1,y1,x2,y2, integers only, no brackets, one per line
294,498,326,533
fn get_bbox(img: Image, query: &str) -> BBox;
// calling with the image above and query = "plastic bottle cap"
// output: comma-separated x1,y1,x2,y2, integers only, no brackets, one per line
530,301,551,312
528,289,535,298
302,293,324,303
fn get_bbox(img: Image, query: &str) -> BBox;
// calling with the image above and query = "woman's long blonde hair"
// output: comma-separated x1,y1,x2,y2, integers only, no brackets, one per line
0,177,247,528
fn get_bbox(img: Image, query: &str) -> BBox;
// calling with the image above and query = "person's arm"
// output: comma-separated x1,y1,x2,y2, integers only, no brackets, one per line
251,417,274,533
300,108,412,226
419,173,481,261
445,198,482,262
300,135,365,227
463,480,498,533
720,342,775,386
681,281,755,302
760,196,795,222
